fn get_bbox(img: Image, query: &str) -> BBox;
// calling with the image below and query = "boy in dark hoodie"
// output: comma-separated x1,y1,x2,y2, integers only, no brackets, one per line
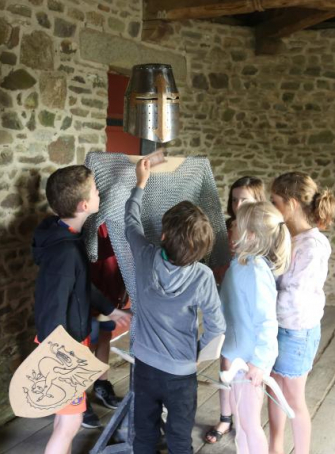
125,159,226,454
33,165,131,454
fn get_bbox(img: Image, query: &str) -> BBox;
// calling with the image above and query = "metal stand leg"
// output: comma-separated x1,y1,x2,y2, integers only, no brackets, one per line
90,365,135,454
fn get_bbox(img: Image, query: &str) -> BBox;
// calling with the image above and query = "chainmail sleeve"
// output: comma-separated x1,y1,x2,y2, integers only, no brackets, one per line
84,152,229,349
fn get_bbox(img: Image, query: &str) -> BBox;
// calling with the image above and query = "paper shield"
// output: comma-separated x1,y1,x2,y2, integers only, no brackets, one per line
9,325,109,418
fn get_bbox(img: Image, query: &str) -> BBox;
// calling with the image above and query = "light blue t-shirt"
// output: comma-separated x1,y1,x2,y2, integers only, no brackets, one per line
221,256,278,373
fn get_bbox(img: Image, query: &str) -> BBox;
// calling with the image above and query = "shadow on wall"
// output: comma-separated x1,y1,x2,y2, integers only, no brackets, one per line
0,169,50,424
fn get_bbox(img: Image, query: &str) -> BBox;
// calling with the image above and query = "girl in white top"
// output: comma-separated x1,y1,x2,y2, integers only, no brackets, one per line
269,171,335,454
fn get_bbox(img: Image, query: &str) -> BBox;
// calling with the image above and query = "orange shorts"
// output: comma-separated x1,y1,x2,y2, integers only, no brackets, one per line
34,334,90,415
57,392,86,415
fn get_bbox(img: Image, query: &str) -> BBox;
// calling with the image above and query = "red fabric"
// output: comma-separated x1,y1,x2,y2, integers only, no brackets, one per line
90,224,127,311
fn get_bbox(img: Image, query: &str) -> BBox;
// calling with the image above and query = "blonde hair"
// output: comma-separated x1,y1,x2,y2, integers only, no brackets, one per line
272,172,335,229
235,201,291,276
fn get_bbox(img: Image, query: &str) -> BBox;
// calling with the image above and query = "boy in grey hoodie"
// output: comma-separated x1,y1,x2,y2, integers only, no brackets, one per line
125,159,225,454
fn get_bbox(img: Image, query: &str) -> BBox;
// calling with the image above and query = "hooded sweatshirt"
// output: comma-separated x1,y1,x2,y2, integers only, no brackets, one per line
125,187,226,376
33,216,115,342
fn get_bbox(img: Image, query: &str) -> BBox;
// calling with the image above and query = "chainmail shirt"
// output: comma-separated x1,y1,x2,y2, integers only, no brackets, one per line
84,152,229,347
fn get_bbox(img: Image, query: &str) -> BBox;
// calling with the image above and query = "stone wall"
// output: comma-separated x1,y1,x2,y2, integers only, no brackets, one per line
0,0,334,424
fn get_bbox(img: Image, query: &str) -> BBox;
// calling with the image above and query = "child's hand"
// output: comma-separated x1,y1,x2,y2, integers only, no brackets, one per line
108,308,132,329
246,363,264,387
136,159,151,189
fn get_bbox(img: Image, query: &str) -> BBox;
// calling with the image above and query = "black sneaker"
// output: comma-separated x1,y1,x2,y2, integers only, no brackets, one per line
94,380,122,409
81,401,102,429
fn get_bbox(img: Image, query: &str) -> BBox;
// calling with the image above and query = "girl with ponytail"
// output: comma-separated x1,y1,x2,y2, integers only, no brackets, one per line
269,172,335,454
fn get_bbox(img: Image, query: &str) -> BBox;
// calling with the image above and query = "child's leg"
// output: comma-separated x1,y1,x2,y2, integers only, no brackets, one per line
133,361,163,454
44,413,82,454
229,383,249,454
205,356,233,443
164,373,197,454
231,378,267,454
270,372,310,454
268,372,287,454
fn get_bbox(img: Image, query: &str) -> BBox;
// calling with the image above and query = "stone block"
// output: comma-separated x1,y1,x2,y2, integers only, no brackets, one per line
1,193,23,209
47,0,64,12
40,72,67,109
24,92,38,109
54,18,76,38
192,74,208,90
48,135,75,164
7,4,32,17
2,112,23,130
61,116,72,130
68,7,85,22
39,110,55,127
21,31,54,71
0,131,13,145
231,50,247,62
209,73,229,89
79,133,99,144
19,155,45,164
1,69,36,91
0,52,17,65
0,149,13,166
72,75,85,84
81,98,104,109
0,89,13,107
36,12,51,29
58,64,75,74
69,85,91,94
8,26,20,49
70,107,89,117
86,11,105,27
0,18,12,45
323,71,335,80
242,65,258,76
128,21,141,38
60,39,77,54
308,131,334,145
304,67,320,77
80,29,186,82
82,122,105,130
281,81,300,90
76,146,86,163
26,111,36,131
222,108,235,122
108,17,125,33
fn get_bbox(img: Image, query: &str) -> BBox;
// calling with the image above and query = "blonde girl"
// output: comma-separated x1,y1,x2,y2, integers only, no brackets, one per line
220,201,291,454
269,172,335,454
206,176,266,444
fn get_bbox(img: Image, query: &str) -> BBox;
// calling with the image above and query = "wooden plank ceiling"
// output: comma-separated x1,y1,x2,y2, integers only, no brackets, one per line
143,0,335,54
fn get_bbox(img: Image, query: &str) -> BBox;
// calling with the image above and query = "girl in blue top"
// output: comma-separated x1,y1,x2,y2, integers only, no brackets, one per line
221,201,291,454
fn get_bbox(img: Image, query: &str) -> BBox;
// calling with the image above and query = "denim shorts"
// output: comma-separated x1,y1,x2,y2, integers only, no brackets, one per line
272,324,321,379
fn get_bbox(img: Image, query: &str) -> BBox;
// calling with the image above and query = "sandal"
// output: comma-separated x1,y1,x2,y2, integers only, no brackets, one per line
205,415,233,444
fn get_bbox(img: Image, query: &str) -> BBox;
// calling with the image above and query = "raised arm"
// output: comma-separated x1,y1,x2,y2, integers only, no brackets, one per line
124,159,151,252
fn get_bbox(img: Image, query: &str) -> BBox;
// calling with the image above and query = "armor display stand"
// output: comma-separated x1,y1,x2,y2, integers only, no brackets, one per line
90,64,181,453
90,367,134,454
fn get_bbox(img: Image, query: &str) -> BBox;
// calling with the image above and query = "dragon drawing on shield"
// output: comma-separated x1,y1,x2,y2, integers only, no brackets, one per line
23,341,102,411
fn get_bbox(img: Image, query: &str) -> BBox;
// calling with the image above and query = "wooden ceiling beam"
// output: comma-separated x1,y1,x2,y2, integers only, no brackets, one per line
144,0,335,21
256,8,335,54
